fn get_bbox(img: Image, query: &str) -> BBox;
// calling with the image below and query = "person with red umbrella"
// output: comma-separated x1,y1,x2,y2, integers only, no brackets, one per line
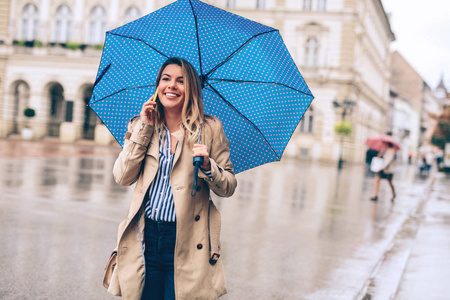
367,132,398,202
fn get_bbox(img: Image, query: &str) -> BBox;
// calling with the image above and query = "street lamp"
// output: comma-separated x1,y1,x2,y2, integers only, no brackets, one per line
333,98,355,169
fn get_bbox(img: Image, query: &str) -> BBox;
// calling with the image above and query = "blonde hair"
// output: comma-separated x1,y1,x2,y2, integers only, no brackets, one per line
154,57,204,145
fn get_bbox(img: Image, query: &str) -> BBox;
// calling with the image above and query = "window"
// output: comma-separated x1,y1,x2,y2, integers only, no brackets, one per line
300,148,309,157
14,82,30,117
299,107,314,133
303,0,312,11
89,6,107,45
50,84,64,117
317,0,326,11
305,37,318,67
257,0,265,9
227,0,236,9
55,5,72,43
124,7,141,24
21,4,39,41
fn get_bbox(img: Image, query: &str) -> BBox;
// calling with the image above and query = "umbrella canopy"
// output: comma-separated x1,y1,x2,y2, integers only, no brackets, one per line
89,0,314,173
365,134,400,152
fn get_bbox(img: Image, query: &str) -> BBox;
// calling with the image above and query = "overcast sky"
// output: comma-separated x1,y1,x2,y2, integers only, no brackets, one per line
381,0,450,88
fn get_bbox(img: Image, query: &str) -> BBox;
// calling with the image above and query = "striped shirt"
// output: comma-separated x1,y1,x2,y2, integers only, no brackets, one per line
145,125,212,222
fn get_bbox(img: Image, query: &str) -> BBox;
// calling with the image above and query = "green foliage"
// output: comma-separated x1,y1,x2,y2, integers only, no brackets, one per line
24,108,36,118
92,44,104,50
34,40,43,48
334,121,352,136
65,42,80,50
13,40,43,47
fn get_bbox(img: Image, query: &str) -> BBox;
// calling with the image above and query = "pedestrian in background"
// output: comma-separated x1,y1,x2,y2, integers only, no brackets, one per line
370,141,396,202
365,148,379,175
104,57,237,300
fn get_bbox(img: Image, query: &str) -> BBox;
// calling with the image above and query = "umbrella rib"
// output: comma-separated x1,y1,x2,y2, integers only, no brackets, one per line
90,84,155,104
107,32,170,59
204,29,278,78
207,78,312,97
187,0,204,77
208,85,280,160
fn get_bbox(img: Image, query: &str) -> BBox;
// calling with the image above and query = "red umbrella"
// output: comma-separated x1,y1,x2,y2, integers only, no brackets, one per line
365,134,400,152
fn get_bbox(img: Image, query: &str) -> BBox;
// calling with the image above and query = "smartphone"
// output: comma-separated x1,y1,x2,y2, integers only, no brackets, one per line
154,87,159,103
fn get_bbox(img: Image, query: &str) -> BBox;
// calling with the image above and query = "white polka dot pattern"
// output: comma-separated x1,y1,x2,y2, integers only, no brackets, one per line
89,0,314,174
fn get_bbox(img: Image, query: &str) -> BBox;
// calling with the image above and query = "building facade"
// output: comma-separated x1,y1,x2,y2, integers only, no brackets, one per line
1,0,156,143
389,51,443,161
0,0,11,134
2,0,395,164
387,88,420,163
202,0,395,163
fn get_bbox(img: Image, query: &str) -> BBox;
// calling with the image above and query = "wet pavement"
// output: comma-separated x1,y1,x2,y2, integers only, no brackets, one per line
0,139,448,300
394,172,450,300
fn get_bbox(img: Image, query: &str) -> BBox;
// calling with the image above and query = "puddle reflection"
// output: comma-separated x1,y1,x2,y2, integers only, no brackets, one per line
0,141,430,299
0,154,131,204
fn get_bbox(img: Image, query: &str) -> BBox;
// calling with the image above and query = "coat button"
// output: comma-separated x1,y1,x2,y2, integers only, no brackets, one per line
197,244,203,250
197,185,201,191
195,215,200,221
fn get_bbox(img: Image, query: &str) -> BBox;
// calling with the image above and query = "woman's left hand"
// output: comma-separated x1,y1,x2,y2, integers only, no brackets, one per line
193,144,211,170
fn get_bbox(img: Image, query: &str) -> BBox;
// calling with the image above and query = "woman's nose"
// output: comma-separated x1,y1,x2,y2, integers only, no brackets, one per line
168,80,177,89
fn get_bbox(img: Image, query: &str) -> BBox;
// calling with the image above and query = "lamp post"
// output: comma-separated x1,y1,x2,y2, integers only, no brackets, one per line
333,98,355,169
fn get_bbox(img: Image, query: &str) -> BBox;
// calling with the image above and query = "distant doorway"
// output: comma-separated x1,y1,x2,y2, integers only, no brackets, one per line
48,83,64,137
82,86,99,140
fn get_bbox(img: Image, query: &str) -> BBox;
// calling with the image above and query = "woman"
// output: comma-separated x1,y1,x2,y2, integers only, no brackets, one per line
370,141,396,202
104,57,237,300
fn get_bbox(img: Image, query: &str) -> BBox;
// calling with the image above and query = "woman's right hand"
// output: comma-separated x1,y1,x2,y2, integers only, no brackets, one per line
140,94,157,125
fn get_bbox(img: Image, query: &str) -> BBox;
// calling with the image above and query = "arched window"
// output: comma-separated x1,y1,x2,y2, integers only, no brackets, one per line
299,107,314,133
317,0,326,11
305,37,318,67
21,4,39,41
256,0,265,9
303,0,312,11
55,5,72,43
124,7,141,24
89,6,107,45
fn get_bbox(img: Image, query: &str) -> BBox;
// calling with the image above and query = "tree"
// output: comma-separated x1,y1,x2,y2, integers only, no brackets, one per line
431,106,450,149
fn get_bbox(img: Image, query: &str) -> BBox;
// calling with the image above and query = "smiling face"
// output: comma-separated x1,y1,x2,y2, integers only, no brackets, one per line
157,64,186,115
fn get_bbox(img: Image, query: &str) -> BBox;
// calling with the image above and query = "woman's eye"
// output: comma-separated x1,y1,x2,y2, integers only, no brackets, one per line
162,78,169,81
178,80,184,84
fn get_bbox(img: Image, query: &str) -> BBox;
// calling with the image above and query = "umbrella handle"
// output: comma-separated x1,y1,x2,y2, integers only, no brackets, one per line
191,157,204,197
191,128,203,197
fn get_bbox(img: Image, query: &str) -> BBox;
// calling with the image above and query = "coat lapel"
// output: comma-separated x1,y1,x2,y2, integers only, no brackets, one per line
146,127,160,159
172,130,185,169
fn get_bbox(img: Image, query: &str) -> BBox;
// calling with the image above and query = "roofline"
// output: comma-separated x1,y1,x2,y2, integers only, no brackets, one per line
374,0,396,41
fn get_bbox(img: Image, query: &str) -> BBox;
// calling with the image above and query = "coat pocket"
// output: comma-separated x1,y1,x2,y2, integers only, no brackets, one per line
103,249,121,296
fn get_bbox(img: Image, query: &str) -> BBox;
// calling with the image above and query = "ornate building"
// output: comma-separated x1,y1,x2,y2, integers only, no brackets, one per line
0,0,10,133
389,51,443,161
203,0,395,164
0,0,154,143
1,0,395,165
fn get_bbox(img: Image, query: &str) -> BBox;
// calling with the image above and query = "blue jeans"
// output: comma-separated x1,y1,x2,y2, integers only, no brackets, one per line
141,218,176,300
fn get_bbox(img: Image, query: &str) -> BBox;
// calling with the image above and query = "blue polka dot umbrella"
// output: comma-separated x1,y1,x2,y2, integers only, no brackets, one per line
89,0,314,174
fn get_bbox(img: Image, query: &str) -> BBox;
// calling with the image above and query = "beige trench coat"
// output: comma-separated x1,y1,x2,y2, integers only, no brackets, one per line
106,118,237,300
